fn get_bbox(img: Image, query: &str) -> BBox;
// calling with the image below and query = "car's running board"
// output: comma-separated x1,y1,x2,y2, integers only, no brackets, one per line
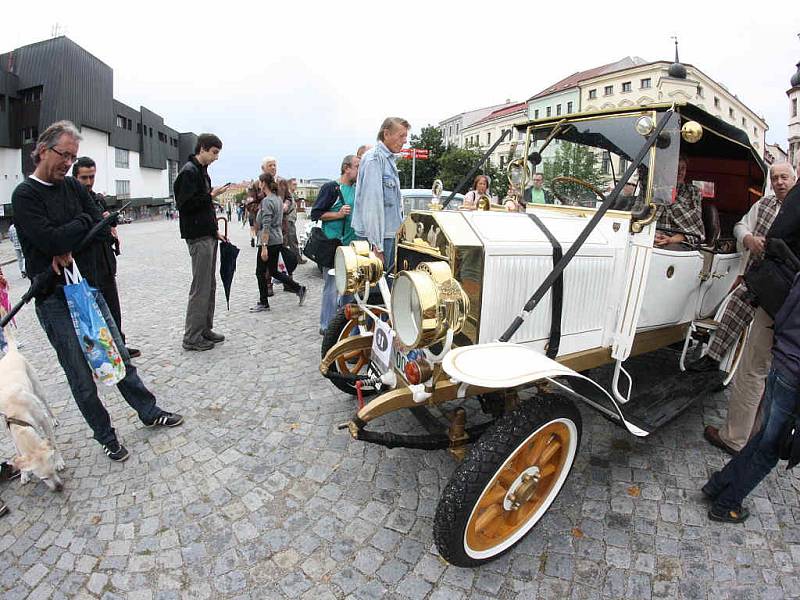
566,347,724,433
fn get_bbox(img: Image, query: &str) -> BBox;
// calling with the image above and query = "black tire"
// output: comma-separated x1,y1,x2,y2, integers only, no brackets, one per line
434,395,582,567
321,308,375,396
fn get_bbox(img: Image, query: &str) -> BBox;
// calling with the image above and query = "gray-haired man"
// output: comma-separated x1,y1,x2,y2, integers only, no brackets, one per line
12,121,183,462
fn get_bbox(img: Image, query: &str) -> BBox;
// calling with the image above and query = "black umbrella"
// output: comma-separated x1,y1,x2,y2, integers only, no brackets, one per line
217,217,240,310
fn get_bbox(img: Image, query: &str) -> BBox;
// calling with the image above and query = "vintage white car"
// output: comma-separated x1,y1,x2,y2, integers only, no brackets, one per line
319,102,767,567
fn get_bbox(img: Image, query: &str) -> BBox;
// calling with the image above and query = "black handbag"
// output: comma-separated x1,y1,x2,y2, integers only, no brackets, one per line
302,186,347,269
744,239,800,319
303,227,342,269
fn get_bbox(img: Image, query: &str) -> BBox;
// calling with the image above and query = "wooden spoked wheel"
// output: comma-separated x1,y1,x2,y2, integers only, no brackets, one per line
465,421,572,552
334,317,372,377
434,396,581,567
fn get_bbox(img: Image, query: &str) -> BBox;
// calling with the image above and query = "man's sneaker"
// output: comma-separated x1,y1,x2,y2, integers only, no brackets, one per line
297,286,307,306
182,339,215,351
203,330,225,343
249,303,270,313
127,347,142,358
145,412,184,428
103,440,129,462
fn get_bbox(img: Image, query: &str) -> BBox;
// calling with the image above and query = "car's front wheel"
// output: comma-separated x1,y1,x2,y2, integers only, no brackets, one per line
434,395,581,567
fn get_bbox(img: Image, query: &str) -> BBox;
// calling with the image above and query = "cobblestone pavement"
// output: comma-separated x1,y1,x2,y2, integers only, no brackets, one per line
1,218,800,600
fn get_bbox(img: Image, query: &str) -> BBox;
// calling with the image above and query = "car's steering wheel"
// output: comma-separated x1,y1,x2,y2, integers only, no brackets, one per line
550,176,606,207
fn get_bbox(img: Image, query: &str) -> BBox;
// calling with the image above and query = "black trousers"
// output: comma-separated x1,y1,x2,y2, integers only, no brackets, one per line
259,245,301,304
95,273,126,344
255,250,272,305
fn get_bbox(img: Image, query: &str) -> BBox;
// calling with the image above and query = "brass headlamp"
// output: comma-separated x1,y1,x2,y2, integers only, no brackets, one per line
335,241,384,295
391,261,470,349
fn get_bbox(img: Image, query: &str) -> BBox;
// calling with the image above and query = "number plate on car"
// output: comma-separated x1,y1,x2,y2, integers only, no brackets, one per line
371,319,393,371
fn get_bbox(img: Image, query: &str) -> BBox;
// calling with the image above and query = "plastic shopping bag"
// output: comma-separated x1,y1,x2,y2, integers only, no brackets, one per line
63,264,126,385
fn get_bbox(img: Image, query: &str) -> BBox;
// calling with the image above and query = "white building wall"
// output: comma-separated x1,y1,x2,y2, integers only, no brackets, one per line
0,148,23,206
79,125,170,198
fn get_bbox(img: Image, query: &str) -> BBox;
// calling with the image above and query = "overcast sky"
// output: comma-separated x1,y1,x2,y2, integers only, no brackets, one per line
3,1,799,183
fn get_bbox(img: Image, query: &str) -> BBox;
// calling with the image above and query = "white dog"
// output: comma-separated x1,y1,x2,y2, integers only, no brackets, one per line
0,335,65,491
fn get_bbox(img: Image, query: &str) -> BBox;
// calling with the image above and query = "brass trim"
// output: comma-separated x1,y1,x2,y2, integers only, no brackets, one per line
555,324,689,372
356,379,494,424
320,335,373,375
527,203,633,220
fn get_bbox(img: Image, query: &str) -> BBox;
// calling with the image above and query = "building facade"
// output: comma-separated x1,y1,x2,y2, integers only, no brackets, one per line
788,59,800,168
461,102,527,169
439,101,515,149
0,36,196,216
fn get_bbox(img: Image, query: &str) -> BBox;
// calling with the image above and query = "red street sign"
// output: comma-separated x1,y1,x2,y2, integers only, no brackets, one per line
400,149,429,160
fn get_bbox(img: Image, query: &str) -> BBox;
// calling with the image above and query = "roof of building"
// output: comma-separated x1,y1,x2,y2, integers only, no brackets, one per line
439,101,516,128
468,101,527,128
528,56,648,101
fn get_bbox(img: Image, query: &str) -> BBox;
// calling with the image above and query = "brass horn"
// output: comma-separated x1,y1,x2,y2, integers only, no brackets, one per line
476,194,492,210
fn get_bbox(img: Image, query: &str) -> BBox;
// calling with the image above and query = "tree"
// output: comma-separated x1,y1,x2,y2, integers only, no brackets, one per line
397,125,445,189
541,142,605,203
437,147,509,202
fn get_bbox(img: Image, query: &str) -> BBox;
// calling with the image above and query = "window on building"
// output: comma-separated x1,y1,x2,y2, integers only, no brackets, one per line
116,115,126,128
448,126,452,136
604,85,613,96
640,78,651,89
793,99,798,118
741,117,747,128
127,118,132,131
0,94,5,112
546,106,551,117
619,158,629,173
714,97,720,108
486,132,491,145
517,129,524,141
21,87,42,104
115,147,129,169
601,154,610,174
149,127,153,137
115,180,131,199
753,127,758,136
455,123,459,134
567,101,573,113
729,108,735,119
621,81,632,93
696,86,704,97
588,89,597,99
499,156,505,169
21,127,38,143
534,109,539,119
556,104,562,116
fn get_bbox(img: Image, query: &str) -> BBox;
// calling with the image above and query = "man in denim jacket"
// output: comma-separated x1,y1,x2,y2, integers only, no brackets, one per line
352,117,410,274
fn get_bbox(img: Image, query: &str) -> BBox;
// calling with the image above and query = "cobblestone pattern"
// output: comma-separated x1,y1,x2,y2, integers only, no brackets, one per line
1,219,800,599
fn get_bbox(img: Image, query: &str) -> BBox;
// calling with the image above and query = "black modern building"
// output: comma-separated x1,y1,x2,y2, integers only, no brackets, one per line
0,36,197,214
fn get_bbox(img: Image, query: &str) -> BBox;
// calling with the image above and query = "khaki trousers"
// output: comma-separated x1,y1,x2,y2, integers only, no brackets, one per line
184,236,217,345
719,307,773,451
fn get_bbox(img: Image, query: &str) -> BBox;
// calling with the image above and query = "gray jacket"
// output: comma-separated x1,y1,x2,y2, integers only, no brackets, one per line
258,193,283,247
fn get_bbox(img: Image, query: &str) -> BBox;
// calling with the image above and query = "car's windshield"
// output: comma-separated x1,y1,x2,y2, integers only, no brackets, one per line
527,111,679,209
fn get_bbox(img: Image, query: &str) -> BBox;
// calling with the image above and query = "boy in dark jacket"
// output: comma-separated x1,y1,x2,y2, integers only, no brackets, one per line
702,271,800,522
174,133,229,351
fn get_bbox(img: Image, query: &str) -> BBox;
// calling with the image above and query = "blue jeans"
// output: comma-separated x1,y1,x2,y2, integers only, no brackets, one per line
35,288,162,445
706,368,799,511
320,269,355,333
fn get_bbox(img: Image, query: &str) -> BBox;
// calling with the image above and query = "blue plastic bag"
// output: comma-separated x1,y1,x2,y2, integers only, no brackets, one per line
63,264,126,385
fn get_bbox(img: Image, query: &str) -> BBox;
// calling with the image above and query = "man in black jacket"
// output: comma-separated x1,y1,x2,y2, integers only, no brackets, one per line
11,121,183,462
72,156,140,358
174,134,229,351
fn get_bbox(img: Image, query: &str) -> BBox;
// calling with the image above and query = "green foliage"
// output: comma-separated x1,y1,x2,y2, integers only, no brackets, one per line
541,142,604,203
394,124,509,201
233,190,247,202
397,125,446,189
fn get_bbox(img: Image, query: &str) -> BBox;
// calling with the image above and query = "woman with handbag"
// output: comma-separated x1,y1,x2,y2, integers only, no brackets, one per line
310,154,359,334
250,173,307,312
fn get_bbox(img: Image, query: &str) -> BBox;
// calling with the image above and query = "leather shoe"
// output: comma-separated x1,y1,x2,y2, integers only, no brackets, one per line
203,331,225,343
182,339,215,352
126,347,141,358
703,425,738,456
